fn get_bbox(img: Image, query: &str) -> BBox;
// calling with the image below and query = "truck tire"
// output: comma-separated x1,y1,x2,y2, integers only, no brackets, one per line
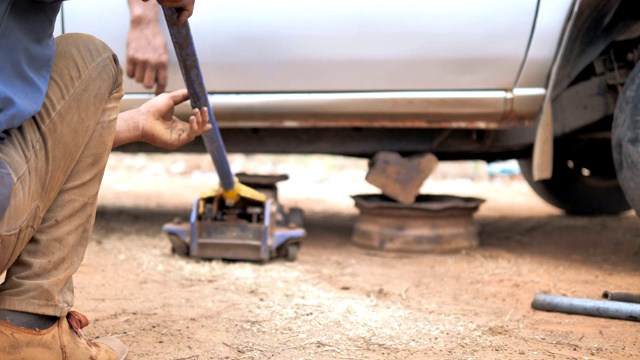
613,62,640,217
519,136,630,215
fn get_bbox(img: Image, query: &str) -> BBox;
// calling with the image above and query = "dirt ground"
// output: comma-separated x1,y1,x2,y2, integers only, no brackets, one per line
77,153,640,359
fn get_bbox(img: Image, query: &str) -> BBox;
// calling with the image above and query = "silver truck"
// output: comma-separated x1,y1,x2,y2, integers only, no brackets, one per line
57,0,640,216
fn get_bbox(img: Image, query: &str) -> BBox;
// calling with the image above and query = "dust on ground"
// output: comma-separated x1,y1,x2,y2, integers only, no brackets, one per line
76,153,640,359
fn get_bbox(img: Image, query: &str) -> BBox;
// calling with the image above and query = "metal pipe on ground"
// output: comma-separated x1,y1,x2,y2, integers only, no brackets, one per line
602,291,640,304
531,293,640,322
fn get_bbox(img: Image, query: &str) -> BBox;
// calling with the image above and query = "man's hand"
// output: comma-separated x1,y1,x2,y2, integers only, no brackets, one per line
139,89,211,150
128,0,168,95
145,0,195,24
114,89,212,149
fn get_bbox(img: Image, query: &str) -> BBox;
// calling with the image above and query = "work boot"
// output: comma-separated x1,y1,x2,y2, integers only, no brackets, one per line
0,310,128,359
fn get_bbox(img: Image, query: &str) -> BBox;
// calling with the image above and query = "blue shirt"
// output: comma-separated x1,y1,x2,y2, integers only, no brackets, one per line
0,0,62,140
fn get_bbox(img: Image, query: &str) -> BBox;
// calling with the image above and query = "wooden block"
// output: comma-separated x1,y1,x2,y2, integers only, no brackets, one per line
365,152,438,204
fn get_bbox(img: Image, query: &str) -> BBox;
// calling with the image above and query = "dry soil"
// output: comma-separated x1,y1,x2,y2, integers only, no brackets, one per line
75,153,640,359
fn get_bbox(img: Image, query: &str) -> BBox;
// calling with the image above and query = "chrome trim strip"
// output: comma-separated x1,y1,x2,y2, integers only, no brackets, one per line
121,89,545,129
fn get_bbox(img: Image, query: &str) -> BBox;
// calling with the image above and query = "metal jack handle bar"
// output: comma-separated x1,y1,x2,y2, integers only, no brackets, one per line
162,7,235,192
602,291,640,304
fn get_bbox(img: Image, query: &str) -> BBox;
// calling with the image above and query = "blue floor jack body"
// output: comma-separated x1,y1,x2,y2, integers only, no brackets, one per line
163,174,306,262
160,8,306,262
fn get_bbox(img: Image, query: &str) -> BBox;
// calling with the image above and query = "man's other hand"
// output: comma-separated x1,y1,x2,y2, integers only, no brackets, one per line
127,0,168,95
149,0,195,24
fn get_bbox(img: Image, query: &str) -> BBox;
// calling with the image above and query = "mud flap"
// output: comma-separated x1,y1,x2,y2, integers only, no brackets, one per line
532,102,553,181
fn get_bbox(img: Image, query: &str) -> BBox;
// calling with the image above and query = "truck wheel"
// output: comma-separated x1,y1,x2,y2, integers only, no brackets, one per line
613,62,640,217
519,136,630,215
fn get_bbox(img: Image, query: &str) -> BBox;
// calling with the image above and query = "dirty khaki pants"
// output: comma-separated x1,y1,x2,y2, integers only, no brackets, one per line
0,33,124,317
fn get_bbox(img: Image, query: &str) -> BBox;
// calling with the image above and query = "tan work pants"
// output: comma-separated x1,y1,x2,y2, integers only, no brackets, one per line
0,33,124,317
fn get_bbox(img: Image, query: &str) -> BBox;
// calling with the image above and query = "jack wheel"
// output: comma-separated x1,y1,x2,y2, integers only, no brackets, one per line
288,208,305,228
286,244,300,262
168,234,189,257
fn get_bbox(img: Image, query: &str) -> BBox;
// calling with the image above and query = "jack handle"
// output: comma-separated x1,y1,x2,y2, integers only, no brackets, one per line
162,7,235,192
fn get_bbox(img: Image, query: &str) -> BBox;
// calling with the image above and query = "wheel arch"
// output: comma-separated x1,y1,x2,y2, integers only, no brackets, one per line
528,0,640,181
552,0,640,98
548,0,640,140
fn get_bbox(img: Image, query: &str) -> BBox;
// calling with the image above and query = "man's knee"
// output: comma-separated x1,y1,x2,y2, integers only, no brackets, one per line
53,33,122,87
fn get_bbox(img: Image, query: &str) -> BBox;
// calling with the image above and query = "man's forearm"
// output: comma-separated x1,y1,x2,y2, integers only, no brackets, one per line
113,109,143,148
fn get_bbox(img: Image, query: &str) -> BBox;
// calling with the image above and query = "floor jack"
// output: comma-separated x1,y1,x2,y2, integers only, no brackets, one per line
160,8,306,262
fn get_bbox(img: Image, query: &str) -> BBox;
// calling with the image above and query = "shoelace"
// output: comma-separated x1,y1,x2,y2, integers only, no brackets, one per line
66,310,90,341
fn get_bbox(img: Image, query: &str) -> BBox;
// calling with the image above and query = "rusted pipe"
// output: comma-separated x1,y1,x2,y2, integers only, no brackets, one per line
532,293,640,322
602,291,640,304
